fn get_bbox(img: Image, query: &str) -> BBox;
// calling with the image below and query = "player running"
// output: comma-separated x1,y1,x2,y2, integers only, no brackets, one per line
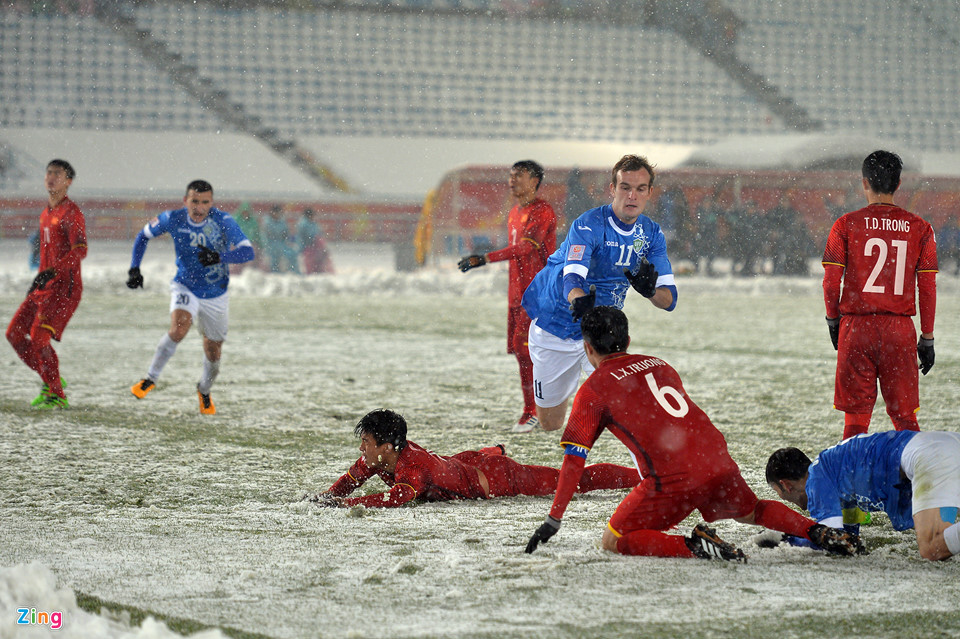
822,150,938,439
458,160,558,433
307,409,640,508
767,430,960,561
126,180,254,414
520,154,677,432
525,307,863,560
6,160,86,409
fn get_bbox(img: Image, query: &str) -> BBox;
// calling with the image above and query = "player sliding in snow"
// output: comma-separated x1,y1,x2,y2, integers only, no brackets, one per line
305,409,640,508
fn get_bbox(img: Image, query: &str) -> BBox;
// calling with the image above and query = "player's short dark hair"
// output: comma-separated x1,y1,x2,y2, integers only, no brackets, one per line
47,159,75,180
765,447,812,484
354,409,408,451
512,160,544,190
611,154,656,188
186,179,214,196
861,150,902,195
580,306,629,355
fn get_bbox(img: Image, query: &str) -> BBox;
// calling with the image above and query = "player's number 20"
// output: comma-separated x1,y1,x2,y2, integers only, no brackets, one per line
644,372,688,417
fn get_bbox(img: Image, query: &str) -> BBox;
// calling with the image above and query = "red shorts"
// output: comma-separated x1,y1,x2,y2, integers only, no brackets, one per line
7,287,81,342
507,305,531,356
608,471,758,536
452,452,558,498
834,314,918,417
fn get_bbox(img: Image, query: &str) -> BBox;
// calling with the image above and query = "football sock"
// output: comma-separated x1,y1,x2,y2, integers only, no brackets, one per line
944,523,960,556
578,463,641,492
616,530,693,558
147,334,179,381
842,412,871,440
37,345,65,398
7,332,39,371
890,413,920,432
198,357,220,395
753,499,817,539
517,353,536,416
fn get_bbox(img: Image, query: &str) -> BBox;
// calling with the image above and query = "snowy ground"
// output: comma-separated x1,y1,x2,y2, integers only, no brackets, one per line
1,240,960,639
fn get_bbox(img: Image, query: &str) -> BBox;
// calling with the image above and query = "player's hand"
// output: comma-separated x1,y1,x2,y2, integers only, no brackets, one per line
826,316,840,350
197,245,221,266
624,257,658,298
918,337,935,375
306,493,344,508
525,515,561,553
28,268,55,293
569,284,596,320
807,523,868,556
458,254,486,272
126,267,144,289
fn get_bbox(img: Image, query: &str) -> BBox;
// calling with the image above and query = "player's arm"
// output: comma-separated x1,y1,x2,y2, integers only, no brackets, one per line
486,206,557,263
222,216,256,264
341,483,418,508
641,230,677,311
916,227,938,373
560,218,598,313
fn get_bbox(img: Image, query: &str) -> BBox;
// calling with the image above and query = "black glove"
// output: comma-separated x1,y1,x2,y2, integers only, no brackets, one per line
305,493,343,508
458,254,486,272
807,523,868,556
569,284,596,320
28,268,55,293
826,316,840,351
624,257,658,298
126,267,144,289
197,245,221,266
918,337,935,375
525,515,561,554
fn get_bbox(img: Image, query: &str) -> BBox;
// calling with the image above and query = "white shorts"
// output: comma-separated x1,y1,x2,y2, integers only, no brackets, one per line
528,322,594,408
901,431,960,515
169,282,229,342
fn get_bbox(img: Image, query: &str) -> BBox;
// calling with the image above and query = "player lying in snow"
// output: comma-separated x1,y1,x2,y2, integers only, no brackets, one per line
304,409,640,508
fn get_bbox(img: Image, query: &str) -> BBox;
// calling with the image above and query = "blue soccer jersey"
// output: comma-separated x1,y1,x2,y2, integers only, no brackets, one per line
521,204,676,340
806,431,918,531
135,207,251,299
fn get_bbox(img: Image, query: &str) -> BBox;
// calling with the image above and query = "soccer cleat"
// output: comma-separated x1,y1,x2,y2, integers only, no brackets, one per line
31,377,68,407
33,394,68,410
686,523,747,562
197,387,216,415
131,378,156,399
807,523,868,556
511,414,540,433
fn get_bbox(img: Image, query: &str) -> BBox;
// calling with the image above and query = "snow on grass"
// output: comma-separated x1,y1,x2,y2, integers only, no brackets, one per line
1,241,960,638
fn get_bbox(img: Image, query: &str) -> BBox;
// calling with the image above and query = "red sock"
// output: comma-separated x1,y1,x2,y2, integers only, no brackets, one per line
577,464,641,492
517,353,536,417
843,412,871,440
753,499,814,539
890,413,920,432
37,344,64,398
617,530,693,557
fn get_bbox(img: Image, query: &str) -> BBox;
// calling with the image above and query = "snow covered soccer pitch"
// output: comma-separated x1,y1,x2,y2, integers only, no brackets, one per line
2,241,960,639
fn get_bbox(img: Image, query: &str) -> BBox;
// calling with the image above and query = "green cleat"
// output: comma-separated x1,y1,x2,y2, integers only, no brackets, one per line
33,394,68,410
30,378,68,406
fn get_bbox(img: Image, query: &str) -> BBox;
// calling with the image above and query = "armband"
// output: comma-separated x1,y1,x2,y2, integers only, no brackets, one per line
564,443,589,460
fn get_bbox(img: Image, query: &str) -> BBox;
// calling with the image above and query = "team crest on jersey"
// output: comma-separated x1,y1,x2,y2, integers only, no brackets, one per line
567,244,586,261
202,220,223,246
632,232,649,255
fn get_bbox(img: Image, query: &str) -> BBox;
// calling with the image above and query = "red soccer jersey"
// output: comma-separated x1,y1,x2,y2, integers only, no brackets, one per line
822,203,938,318
39,196,87,292
486,198,557,307
326,441,486,508
561,353,740,485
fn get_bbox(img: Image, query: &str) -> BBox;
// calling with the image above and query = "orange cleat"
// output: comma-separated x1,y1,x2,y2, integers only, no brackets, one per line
131,378,156,399
197,387,216,415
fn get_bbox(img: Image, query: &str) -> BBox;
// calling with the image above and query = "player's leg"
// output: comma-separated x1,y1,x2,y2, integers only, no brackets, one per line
508,307,537,428
877,315,921,432
195,293,229,414
476,455,559,497
834,316,879,439
28,290,81,406
6,297,41,372
902,432,960,560
602,479,700,558
577,464,641,492
528,323,588,432
134,285,196,397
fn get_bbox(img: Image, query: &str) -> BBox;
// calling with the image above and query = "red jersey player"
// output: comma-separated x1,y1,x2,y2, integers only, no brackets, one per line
822,150,938,439
307,409,638,508
524,307,864,560
459,160,557,433
6,159,87,409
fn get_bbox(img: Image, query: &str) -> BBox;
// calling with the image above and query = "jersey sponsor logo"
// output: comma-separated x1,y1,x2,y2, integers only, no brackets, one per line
605,241,618,247
567,244,586,261
576,224,592,232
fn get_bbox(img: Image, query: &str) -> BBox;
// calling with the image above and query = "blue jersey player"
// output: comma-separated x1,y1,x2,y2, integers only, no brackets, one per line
766,431,960,560
126,180,254,415
519,154,677,432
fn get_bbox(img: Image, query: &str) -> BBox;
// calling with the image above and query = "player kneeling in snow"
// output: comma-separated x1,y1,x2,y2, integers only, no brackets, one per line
305,409,640,508
525,306,864,561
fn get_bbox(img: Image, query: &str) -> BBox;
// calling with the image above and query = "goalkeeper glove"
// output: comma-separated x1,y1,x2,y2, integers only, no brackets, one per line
918,337,935,375
826,316,840,350
458,254,486,272
624,257,658,298
569,284,596,320
525,515,561,553
197,245,221,266
28,268,55,293
126,267,144,289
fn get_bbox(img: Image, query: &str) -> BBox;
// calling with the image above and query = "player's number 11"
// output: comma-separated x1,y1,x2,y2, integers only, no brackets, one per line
615,245,634,266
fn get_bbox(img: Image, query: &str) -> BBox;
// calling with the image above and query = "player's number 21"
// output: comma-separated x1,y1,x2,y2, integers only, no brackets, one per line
863,238,907,296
